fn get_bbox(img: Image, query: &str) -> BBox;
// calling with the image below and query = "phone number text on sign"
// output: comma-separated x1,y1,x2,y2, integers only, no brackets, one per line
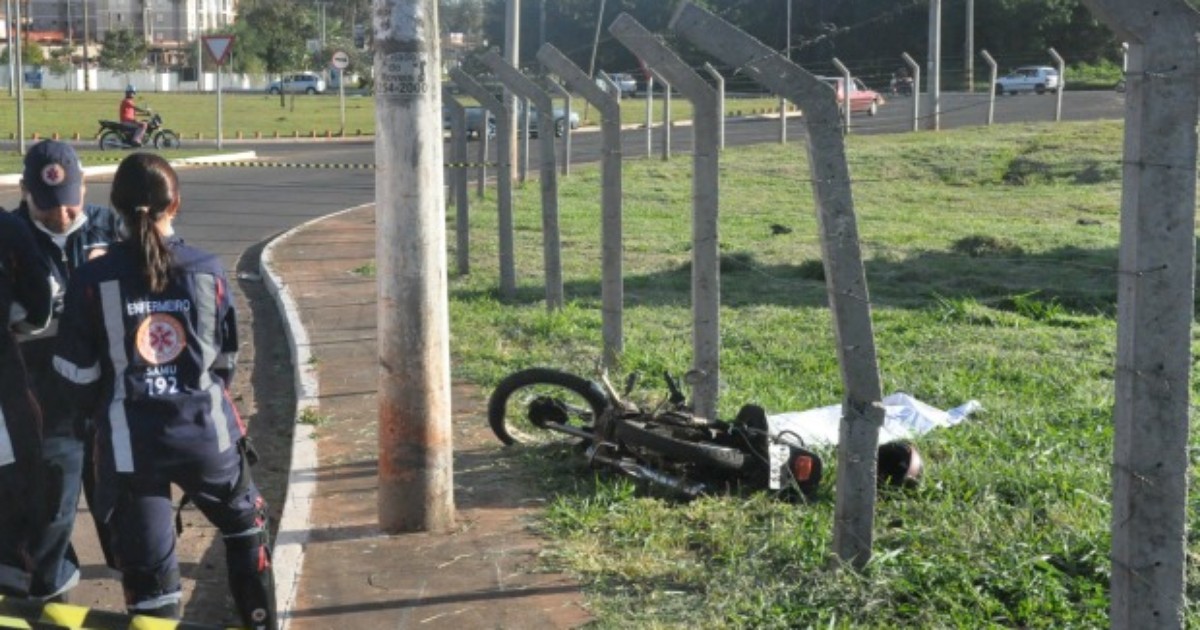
379,52,430,99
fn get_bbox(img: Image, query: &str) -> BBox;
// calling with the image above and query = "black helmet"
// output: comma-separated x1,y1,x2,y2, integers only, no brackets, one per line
877,440,923,488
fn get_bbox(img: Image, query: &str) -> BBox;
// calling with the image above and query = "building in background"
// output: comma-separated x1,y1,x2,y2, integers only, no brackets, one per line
12,0,235,66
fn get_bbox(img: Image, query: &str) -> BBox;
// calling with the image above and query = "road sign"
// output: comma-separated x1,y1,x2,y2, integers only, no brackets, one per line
331,50,350,70
202,35,235,66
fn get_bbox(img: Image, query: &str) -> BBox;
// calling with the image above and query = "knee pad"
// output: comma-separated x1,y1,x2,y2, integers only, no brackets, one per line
121,565,181,614
224,527,277,630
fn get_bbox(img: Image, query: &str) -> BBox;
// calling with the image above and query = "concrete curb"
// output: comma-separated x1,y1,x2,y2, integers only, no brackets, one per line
258,203,372,630
0,150,259,185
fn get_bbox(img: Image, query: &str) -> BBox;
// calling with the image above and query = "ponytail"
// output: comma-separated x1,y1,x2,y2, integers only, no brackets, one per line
111,154,180,294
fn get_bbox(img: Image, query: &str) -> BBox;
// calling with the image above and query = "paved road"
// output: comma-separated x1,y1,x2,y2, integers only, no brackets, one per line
0,87,1125,621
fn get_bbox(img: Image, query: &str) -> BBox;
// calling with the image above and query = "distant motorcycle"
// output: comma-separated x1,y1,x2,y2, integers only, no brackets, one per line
96,111,181,150
889,76,914,96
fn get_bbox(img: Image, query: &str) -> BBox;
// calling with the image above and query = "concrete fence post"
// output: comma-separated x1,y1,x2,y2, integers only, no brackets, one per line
901,52,920,132
1049,47,1065,122
649,69,672,160
1076,3,1200,627
539,43,625,367
545,78,572,175
644,76,654,157
672,0,886,569
477,111,490,198
443,89,470,275
702,62,726,150
610,12,722,422
980,49,997,125
451,67,517,299
481,50,565,310
832,57,852,134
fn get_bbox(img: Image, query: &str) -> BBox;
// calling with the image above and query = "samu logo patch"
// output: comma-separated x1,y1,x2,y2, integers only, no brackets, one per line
135,313,187,364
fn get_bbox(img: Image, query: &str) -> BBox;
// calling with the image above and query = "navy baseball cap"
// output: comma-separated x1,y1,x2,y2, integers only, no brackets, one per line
23,140,84,209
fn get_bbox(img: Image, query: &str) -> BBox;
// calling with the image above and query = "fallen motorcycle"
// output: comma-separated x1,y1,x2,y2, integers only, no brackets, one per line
487,368,922,500
96,111,182,150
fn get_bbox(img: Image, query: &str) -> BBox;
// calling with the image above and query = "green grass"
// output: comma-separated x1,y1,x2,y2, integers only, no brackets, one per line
0,90,790,141
429,118,1200,627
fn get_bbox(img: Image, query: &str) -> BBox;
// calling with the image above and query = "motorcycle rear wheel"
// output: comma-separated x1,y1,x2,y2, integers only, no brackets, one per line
486,368,611,446
154,130,182,149
98,130,124,151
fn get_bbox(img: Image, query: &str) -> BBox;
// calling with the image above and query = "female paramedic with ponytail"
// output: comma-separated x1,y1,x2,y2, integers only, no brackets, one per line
47,153,276,629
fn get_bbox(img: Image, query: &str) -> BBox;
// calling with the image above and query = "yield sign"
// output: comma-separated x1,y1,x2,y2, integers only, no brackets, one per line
202,35,235,66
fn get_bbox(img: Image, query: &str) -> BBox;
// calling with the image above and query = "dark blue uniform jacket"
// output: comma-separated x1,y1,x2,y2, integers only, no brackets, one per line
50,237,242,478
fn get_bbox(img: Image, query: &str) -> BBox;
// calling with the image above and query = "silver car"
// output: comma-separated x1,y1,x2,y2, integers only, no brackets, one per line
994,66,1060,95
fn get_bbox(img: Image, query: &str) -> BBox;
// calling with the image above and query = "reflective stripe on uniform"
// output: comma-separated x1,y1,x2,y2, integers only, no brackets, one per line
52,355,102,385
0,404,13,467
194,274,232,453
100,280,135,473
212,352,237,372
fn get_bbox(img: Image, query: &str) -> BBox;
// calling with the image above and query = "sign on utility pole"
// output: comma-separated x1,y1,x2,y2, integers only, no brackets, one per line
374,0,455,533
331,49,349,133
202,34,234,149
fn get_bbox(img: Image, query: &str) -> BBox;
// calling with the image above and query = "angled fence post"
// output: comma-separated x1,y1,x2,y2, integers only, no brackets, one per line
644,76,655,157
832,57,852,134
1048,47,1064,122
980,49,997,125
539,43,625,367
1076,2,1200,627
672,0,885,569
702,62,725,150
901,52,921,132
451,67,516,299
545,78,572,175
648,68,672,160
520,97,530,183
481,50,565,310
610,12,722,422
443,89,470,275
477,111,489,198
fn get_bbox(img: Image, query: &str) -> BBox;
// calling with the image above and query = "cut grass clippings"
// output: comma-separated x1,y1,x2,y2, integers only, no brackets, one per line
437,118,1200,627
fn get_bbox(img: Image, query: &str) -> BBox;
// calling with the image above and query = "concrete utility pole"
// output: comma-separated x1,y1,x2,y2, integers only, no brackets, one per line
926,0,941,130
964,0,974,91
374,0,454,533
1075,2,1199,627
901,52,920,132
582,0,607,123
504,0,520,181
610,12,721,422
452,67,516,299
672,0,886,570
6,0,14,97
779,0,791,143
14,0,22,152
539,43,624,367
481,50,564,310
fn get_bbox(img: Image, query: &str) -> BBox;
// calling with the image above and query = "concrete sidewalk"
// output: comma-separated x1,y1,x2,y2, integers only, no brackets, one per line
261,205,590,629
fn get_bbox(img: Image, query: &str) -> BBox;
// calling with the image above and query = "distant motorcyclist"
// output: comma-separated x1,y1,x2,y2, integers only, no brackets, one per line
119,86,150,146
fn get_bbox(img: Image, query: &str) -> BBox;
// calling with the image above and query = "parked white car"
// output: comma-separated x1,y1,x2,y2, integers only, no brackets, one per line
995,66,1060,95
267,72,327,95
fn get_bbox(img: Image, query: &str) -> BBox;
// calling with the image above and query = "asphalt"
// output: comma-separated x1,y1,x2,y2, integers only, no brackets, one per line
260,205,591,629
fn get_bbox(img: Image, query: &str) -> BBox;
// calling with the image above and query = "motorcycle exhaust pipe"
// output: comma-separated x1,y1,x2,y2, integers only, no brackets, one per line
587,449,710,497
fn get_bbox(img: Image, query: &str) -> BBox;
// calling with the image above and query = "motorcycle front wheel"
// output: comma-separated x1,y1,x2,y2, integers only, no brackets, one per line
153,130,182,149
486,368,611,446
98,130,124,151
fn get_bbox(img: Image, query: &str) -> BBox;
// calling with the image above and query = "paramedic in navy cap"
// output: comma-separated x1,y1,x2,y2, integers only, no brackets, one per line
13,139,120,602
0,210,53,597
49,153,276,629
